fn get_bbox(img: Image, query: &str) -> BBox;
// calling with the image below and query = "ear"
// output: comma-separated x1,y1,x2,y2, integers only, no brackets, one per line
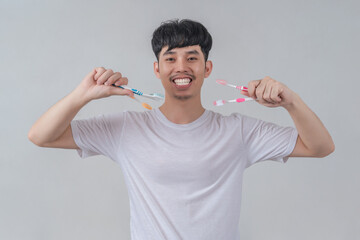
154,61,160,79
204,60,213,78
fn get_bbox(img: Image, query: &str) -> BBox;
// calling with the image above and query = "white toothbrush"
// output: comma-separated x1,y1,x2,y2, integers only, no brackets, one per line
216,79,248,92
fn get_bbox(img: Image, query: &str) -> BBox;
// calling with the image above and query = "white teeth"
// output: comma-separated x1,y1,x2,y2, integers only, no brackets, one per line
174,78,191,85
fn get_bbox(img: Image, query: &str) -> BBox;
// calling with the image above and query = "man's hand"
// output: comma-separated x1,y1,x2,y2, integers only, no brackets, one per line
241,76,334,158
28,67,134,148
75,67,134,103
241,76,297,109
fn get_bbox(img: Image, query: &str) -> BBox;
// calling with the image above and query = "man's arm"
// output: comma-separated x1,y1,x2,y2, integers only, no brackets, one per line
244,76,335,158
28,67,133,149
284,94,334,157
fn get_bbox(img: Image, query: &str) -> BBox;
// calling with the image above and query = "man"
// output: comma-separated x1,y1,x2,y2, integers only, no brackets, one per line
29,19,334,240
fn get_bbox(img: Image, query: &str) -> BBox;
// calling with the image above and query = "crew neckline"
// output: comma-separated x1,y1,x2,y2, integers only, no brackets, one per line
153,108,210,130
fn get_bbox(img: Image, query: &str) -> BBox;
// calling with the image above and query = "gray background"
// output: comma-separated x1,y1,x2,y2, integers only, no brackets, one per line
1,0,359,239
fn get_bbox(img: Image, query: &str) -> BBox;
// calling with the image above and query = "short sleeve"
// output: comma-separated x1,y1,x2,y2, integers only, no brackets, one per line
237,114,298,168
70,112,126,159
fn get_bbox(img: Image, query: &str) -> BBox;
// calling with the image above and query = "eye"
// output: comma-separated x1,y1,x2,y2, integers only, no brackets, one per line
188,57,197,61
165,58,175,62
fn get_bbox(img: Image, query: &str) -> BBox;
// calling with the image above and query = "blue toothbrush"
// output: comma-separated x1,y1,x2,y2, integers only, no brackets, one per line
112,84,164,101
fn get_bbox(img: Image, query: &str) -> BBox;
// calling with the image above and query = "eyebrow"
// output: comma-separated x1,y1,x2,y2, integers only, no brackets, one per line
162,49,200,56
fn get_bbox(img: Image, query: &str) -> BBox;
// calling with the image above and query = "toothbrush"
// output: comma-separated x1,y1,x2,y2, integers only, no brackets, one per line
213,97,254,106
112,84,164,101
216,79,248,92
140,93,165,101
129,96,152,110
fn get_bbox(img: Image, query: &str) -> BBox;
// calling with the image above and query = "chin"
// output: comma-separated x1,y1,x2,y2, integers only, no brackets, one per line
174,94,193,101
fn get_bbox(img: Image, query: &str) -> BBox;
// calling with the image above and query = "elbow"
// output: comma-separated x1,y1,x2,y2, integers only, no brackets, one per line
28,129,45,147
314,142,335,158
329,142,335,154
325,142,335,157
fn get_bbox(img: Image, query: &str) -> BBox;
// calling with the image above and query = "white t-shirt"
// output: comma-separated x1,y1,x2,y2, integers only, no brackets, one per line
71,108,298,240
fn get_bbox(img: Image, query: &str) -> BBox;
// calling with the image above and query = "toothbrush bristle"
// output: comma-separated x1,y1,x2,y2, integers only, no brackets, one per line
142,103,152,110
152,93,164,99
216,79,227,85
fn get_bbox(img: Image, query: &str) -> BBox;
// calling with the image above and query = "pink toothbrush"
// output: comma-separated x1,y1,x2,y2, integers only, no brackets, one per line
216,79,248,92
213,97,254,106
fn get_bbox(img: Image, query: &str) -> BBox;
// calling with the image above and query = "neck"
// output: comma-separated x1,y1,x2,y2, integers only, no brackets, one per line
159,95,205,124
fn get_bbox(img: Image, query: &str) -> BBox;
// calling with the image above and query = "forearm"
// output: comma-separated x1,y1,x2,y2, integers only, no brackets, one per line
285,94,335,157
28,88,89,146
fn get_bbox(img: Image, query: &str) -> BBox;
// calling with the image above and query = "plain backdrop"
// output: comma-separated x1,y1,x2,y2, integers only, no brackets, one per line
1,0,359,239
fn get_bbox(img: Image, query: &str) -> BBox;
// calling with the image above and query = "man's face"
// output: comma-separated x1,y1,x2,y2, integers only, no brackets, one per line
154,45,212,101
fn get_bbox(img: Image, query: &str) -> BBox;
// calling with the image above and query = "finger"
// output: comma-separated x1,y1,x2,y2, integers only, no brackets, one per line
261,102,281,108
255,80,267,102
262,84,273,103
97,69,114,85
109,87,134,97
104,72,122,86
262,77,278,102
113,77,128,86
94,67,106,81
270,85,282,103
247,80,261,99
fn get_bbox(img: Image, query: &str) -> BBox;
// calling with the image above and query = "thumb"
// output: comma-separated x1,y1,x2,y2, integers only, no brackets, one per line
250,79,261,87
247,79,261,99
247,79,261,92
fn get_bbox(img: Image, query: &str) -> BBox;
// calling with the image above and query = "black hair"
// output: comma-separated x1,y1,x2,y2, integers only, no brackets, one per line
151,19,212,61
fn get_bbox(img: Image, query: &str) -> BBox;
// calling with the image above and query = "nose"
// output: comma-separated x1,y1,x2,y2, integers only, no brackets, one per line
174,57,189,73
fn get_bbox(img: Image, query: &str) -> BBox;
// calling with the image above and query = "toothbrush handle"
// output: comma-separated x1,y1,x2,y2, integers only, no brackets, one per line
112,84,144,96
236,86,248,91
226,84,248,92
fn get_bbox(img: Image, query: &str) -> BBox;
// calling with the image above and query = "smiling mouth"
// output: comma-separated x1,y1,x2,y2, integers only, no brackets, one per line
173,78,192,86
171,75,194,86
